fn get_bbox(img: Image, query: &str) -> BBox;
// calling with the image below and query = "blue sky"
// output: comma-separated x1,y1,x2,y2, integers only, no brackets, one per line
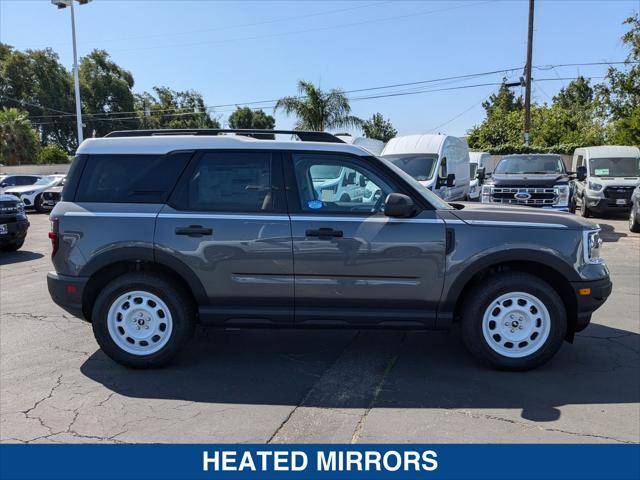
0,0,638,136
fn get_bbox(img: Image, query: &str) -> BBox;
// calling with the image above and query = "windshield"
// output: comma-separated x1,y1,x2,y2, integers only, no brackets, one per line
310,165,342,180
34,176,56,186
383,154,438,182
469,163,478,178
494,155,565,174
589,157,640,177
379,157,453,210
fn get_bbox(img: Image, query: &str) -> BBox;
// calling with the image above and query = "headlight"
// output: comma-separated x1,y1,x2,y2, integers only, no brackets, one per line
554,184,570,206
481,184,493,203
22,190,35,196
588,181,603,191
583,229,604,264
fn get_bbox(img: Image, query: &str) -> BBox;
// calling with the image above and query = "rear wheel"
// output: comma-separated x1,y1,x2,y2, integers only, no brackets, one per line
1,238,24,251
91,273,195,368
630,205,640,233
460,272,567,370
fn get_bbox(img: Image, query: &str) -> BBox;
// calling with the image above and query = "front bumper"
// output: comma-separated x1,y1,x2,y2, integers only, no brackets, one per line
0,218,29,246
570,277,612,333
585,195,632,213
47,272,89,320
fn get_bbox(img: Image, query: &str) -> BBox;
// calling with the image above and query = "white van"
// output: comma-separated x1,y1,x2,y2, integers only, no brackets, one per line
468,151,491,200
572,146,640,217
380,134,470,201
335,134,385,155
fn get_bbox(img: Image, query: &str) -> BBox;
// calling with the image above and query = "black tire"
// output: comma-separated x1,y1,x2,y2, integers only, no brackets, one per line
91,272,196,368
460,272,567,371
630,206,640,233
580,195,592,218
339,193,351,202
569,195,577,214
34,194,46,213
1,238,25,251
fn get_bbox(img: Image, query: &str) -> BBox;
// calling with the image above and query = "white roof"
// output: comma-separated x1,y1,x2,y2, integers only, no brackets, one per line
580,145,640,159
468,151,490,163
76,135,370,156
381,134,447,156
335,135,385,155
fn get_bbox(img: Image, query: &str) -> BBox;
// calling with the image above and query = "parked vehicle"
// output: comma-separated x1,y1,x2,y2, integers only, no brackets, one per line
335,134,385,155
0,175,42,194
380,134,470,201
572,146,640,218
48,128,611,371
468,152,490,201
41,176,66,211
629,184,640,232
4,175,66,212
0,194,29,251
481,154,572,211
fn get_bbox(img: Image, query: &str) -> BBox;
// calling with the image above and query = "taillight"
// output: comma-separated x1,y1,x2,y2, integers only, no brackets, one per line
49,217,59,256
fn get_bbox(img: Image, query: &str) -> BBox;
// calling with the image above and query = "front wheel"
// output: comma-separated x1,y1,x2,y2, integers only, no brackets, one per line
460,272,567,370
91,273,196,368
630,205,640,233
580,195,592,218
34,194,47,213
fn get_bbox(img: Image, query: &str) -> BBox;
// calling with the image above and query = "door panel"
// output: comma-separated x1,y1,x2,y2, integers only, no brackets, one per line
286,152,446,327
154,150,293,325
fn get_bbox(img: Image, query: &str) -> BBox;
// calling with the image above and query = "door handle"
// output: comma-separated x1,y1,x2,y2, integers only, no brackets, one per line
305,227,343,239
175,225,212,237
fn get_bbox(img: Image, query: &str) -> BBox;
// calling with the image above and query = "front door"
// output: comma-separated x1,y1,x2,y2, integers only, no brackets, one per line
155,150,293,325
285,152,446,328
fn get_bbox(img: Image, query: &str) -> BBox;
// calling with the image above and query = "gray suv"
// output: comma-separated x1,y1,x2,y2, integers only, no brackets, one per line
47,129,612,370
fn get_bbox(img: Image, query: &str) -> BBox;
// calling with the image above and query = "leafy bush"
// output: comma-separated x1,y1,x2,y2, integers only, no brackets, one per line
37,144,69,164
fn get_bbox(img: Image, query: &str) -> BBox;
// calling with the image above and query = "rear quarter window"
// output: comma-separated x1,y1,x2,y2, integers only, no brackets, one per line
75,153,192,203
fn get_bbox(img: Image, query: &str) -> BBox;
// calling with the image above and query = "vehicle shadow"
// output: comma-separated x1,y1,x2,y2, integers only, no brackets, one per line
0,250,44,265
80,323,639,423
598,224,628,243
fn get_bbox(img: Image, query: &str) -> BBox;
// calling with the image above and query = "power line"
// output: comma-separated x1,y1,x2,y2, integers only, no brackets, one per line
19,61,626,121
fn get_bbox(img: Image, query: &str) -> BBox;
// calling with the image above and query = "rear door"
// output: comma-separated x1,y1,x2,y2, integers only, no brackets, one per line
285,152,446,328
155,150,293,325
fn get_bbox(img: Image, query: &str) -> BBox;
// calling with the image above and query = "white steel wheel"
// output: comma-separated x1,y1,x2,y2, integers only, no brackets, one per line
106,290,173,356
481,291,551,358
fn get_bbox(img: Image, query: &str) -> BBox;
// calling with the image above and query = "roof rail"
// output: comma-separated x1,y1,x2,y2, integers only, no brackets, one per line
104,129,345,143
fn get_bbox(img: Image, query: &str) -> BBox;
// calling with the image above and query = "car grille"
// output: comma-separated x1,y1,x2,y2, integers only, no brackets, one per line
603,186,634,200
491,187,557,205
0,200,20,214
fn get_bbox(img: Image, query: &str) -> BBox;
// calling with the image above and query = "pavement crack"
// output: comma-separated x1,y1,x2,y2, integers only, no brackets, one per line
351,333,406,444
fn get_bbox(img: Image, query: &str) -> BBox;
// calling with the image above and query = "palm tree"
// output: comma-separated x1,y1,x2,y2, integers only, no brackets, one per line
275,80,362,131
0,108,40,166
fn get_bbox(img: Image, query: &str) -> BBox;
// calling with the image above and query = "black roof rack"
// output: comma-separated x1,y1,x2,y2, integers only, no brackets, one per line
104,129,345,143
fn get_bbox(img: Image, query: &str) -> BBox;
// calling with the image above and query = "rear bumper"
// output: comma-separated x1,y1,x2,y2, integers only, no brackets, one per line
0,218,29,245
571,277,612,333
47,272,89,320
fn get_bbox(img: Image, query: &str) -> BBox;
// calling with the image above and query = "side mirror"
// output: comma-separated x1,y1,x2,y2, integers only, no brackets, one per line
384,193,416,218
446,173,456,188
476,168,486,183
576,166,587,182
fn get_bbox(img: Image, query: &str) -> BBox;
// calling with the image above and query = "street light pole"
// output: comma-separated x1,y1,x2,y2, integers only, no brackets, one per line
69,0,83,145
52,0,91,146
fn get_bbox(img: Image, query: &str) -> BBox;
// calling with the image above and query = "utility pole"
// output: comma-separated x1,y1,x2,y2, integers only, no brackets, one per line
523,0,535,146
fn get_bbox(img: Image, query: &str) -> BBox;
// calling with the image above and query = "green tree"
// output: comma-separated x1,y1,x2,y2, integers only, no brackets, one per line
275,80,362,131
596,14,640,144
37,144,69,164
228,107,275,129
361,113,397,142
79,49,136,137
0,44,76,151
135,86,220,129
482,81,523,117
0,108,40,166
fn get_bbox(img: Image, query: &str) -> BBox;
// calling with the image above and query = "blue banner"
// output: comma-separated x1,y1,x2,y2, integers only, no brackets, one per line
1,444,638,480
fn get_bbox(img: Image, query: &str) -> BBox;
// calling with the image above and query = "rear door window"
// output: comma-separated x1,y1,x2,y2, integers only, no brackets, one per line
75,153,192,203
171,151,285,213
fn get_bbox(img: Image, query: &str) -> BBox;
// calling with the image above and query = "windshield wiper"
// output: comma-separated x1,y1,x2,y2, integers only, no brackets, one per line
521,171,557,174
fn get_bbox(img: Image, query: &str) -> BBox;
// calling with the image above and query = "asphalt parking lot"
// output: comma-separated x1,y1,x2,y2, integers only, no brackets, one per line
0,212,638,444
